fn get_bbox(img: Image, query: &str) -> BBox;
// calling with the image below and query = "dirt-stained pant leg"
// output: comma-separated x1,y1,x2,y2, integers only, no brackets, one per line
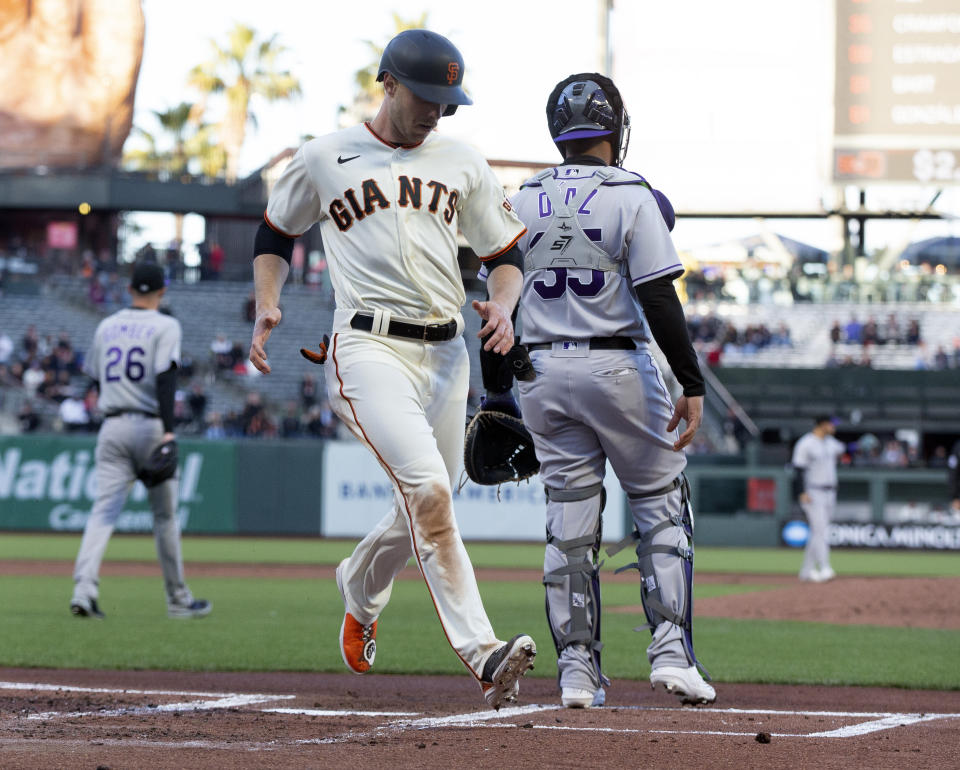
328,332,501,677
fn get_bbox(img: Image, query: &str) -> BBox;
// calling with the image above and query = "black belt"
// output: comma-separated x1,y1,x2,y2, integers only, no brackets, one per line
105,409,159,419
527,337,636,352
350,312,458,342
809,485,836,491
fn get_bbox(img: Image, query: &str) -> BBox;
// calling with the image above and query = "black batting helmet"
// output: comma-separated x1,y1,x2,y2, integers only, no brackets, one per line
377,29,472,116
547,73,631,166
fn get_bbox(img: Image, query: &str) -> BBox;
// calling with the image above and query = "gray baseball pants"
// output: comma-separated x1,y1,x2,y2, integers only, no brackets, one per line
72,415,192,607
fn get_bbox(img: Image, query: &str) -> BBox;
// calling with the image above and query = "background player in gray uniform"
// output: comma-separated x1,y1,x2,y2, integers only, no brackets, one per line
70,261,211,619
791,415,845,583
490,73,714,707
248,29,535,709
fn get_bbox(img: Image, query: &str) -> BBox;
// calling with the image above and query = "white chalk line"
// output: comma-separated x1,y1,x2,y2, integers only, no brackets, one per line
0,681,293,721
3,681,959,744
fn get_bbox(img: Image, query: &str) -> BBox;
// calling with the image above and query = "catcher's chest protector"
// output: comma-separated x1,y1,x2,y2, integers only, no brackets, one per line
523,168,644,275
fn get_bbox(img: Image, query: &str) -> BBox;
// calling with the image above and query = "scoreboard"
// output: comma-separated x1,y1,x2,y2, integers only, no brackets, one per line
834,0,960,183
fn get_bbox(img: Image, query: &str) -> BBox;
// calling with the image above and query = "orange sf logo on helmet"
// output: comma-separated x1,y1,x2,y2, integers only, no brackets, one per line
447,62,460,84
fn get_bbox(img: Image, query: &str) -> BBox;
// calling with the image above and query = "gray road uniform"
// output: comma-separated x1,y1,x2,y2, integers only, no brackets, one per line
792,431,845,578
71,307,197,614
504,159,707,700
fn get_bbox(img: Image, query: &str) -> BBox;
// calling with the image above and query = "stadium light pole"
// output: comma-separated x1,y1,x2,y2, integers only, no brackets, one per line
598,0,613,75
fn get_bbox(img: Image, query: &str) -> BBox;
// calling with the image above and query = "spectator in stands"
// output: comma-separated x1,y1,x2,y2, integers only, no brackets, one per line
861,317,879,346
851,433,881,466
928,445,949,469
243,291,256,323
843,315,862,344
245,407,277,438
205,412,227,439
305,399,339,439
22,360,45,398
280,401,303,438
17,401,41,433
20,324,39,362
229,341,248,374
881,439,908,468
187,382,208,427
829,320,842,344
0,331,13,365
905,319,921,345
211,332,233,371
933,346,950,370
913,343,929,370
209,243,224,279
881,313,902,345
771,322,792,347
58,388,90,432
300,372,318,410
0,362,17,386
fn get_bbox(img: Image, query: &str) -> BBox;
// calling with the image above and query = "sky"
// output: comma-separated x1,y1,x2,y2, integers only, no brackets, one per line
130,0,958,258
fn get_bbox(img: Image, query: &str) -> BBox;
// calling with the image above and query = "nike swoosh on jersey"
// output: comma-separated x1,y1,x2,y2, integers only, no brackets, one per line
337,154,360,164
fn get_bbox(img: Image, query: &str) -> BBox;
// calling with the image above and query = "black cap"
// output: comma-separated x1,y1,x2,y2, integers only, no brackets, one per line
377,29,472,116
814,415,835,426
130,261,165,294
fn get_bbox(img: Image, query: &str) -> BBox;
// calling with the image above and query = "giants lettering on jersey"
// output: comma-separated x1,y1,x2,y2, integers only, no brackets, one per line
329,175,459,232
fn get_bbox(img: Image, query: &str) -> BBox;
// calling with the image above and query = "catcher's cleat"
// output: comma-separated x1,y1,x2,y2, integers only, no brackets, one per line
650,665,716,705
336,558,377,674
480,634,537,710
167,599,212,619
70,598,105,619
561,686,605,709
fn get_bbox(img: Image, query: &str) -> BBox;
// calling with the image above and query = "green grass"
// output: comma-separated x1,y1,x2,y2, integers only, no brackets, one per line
1,533,958,689
4,533,960,576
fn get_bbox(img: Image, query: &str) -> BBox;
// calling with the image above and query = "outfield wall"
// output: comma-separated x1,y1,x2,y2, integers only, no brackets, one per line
1,435,953,549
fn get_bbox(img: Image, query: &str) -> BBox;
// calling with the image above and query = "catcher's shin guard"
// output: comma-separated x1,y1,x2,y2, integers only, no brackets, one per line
542,482,610,690
607,475,708,676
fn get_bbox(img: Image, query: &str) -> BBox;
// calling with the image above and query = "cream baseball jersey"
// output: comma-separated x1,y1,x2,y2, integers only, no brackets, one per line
265,123,526,321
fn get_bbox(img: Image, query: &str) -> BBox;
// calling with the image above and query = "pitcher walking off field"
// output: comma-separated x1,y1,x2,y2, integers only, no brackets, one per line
70,261,211,620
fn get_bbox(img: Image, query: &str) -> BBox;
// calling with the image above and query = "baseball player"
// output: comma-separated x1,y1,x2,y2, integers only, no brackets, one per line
248,29,536,709
70,261,211,619
484,73,714,708
792,415,845,582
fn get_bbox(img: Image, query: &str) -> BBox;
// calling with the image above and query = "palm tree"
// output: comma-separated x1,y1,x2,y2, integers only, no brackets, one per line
188,23,301,182
339,13,428,127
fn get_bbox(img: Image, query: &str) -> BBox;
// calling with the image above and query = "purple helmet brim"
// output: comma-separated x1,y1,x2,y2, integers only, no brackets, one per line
555,128,613,142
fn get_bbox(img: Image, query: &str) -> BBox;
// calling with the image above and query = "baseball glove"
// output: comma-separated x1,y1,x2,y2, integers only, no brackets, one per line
137,439,178,487
463,409,540,485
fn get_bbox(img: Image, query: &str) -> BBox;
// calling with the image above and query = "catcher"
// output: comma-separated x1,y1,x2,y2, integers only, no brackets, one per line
70,261,211,620
471,74,714,708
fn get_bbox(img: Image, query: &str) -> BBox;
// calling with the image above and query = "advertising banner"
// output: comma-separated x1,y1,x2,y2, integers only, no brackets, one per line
321,440,627,542
0,435,236,533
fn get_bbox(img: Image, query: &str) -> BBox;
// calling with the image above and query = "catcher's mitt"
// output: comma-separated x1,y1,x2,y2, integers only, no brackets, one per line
463,410,540,485
137,439,178,487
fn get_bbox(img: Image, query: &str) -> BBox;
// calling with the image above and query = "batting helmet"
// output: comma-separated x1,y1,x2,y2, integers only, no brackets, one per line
547,73,631,166
377,29,472,116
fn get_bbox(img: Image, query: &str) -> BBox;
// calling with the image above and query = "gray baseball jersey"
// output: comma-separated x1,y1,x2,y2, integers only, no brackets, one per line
84,308,181,414
482,166,681,343
792,433,845,489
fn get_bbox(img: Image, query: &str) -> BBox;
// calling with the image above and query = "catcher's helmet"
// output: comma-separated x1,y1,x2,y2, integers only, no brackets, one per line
547,73,631,166
377,29,472,116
